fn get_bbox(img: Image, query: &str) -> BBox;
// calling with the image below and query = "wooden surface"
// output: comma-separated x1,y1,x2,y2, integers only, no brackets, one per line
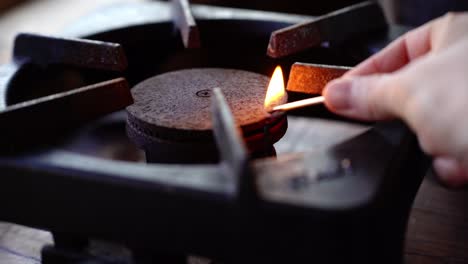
1,1,468,264
406,176,468,263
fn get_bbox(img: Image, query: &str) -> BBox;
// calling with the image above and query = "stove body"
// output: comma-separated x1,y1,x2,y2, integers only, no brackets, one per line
0,2,429,263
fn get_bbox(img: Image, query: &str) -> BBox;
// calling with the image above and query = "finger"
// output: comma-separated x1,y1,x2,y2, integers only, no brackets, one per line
323,74,405,121
433,157,468,188
431,12,468,51
345,19,434,77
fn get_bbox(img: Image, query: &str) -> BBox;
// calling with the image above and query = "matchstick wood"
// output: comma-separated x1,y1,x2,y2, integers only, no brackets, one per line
272,96,325,112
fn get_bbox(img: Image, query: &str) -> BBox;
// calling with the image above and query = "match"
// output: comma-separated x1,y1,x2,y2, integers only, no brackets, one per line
271,96,325,112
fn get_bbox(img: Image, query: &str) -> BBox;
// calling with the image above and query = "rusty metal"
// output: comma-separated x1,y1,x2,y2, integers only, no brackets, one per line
172,0,201,49
267,1,387,58
0,78,132,151
126,68,274,140
126,68,287,163
13,33,128,71
287,62,351,94
245,115,287,152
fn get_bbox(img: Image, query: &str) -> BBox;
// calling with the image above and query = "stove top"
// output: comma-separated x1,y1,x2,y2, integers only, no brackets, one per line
0,1,429,263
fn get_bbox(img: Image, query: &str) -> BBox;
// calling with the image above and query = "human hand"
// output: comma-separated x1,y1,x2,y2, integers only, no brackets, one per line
322,13,468,187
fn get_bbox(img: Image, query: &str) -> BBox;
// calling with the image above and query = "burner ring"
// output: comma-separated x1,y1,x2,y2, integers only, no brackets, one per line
196,89,212,98
126,68,288,163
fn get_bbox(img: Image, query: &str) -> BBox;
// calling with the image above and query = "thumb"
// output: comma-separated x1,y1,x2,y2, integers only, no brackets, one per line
433,157,468,188
323,74,405,121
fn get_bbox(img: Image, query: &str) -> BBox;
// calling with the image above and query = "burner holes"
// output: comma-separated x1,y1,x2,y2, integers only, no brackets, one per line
196,89,212,98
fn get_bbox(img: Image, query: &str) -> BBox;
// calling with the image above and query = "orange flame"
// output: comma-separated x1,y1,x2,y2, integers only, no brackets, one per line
264,66,286,110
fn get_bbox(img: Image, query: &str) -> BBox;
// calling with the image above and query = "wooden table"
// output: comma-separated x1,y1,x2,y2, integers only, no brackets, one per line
1,1,468,263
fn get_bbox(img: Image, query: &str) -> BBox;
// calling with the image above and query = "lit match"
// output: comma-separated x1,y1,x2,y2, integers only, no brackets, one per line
270,96,325,112
264,63,348,113
264,66,288,112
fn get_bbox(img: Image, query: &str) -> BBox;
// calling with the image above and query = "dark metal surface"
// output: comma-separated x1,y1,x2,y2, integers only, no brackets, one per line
287,62,351,94
0,78,132,151
256,123,393,209
267,1,388,58
0,1,428,264
172,0,201,49
187,0,363,16
59,2,310,39
0,63,17,109
13,33,128,72
0,120,428,264
211,88,252,199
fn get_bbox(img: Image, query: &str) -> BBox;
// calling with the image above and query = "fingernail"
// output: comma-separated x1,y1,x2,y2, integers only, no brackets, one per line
324,79,352,110
434,158,457,180
433,157,468,188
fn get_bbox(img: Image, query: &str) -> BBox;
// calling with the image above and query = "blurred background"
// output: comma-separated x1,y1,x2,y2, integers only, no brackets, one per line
2,0,468,63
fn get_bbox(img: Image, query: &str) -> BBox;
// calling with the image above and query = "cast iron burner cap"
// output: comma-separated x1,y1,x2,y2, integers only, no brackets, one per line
126,68,287,163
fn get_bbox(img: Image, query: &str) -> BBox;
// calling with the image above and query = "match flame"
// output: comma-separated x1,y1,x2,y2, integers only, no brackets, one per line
264,66,286,110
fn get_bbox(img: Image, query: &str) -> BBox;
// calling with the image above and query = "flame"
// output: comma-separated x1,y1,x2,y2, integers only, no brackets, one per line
264,66,286,110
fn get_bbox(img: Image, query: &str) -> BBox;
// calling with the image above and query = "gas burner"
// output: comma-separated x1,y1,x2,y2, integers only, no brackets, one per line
0,1,429,264
127,68,287,163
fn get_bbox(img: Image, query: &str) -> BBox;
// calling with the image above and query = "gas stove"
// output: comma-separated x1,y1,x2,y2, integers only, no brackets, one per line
0,1,429,263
